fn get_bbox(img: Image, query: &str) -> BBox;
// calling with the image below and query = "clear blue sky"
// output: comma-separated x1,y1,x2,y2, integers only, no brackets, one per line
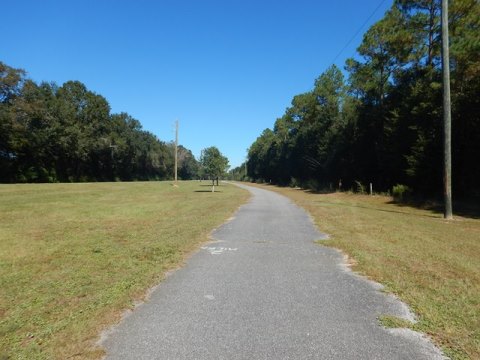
2,0,392,168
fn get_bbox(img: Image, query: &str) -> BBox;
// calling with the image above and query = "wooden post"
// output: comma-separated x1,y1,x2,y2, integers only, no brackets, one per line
442,0,453,219
174,119,178,186
370,183,373,195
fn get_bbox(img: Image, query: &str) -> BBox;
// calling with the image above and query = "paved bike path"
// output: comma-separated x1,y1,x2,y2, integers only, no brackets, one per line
102,183,445,359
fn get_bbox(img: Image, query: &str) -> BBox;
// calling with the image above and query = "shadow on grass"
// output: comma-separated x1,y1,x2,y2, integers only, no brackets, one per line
253,182,480,220
315,193,479,220
301,188,338,195
194,190,223,193
389,199,480,220
255,182,337,195
299,184,479,220
315,198,441,219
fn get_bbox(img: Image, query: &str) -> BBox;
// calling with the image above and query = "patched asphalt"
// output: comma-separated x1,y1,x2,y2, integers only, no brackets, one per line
102,183,446,359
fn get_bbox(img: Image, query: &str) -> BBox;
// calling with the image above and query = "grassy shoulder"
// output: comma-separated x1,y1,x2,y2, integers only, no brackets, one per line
0,181,249,360
248,183,479,360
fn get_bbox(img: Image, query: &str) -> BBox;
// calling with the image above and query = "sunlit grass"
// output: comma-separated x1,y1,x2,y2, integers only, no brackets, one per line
249,183,480,360
0,181,249,359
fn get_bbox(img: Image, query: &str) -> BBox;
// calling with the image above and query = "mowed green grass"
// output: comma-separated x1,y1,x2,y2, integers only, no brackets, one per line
0,181,249,360
249,183,480,360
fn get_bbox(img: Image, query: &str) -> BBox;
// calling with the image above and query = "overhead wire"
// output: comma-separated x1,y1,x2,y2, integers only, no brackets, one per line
331,0,389,65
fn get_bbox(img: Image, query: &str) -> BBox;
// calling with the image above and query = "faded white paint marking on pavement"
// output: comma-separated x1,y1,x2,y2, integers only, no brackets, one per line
201,246,238,255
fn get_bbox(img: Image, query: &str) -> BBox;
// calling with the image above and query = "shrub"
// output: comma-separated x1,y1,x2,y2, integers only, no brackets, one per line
289,177,299,188
304,179,321,191
354,180,366,194
392,184,412,202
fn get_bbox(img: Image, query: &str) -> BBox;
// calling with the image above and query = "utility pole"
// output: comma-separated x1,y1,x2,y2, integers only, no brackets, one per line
244,158,248,181
174,119,179,186
442,0,453,219
109,143,117,179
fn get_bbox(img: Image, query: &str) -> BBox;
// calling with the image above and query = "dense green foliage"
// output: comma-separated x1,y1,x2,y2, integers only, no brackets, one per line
0,63,199,182
247,0,479,198
229,162,248,181
199,146,229,180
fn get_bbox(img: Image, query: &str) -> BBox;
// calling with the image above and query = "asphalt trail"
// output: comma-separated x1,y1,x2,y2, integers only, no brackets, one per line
102,183,445,359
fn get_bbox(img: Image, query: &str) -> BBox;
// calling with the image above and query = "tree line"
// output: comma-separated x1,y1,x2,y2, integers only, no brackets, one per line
0,62,201,183
246,0,479,198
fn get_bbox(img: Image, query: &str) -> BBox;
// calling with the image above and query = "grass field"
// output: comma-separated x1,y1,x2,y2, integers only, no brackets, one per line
0,181,249,360
250,183,480,360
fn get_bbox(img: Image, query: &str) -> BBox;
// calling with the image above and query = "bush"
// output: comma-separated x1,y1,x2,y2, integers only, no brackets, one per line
289,177,300,188
354,180,366,194
392,184,412,202
303,179,321,191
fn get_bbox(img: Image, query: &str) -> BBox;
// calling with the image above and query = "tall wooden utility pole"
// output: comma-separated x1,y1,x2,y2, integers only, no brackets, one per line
441,0,453,219
174,119,179,185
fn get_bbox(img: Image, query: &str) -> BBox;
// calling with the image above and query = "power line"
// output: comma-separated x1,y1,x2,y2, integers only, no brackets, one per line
331,0,389,65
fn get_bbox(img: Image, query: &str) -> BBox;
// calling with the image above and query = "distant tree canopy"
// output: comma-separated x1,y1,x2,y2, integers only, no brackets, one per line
200,146,229,180
0,61,199,183
228,162,248,181
247,0,480,198
171,144,200,180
